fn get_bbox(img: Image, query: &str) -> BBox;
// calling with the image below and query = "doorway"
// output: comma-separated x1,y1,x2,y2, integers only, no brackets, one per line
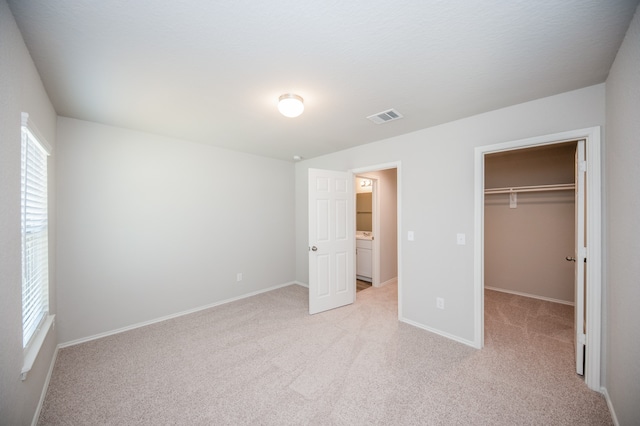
484,142,577,304
352,164,400,312
353,168,398,287
473,127,602,391
484,141,581,375
355,175,374,292
308,162,401,317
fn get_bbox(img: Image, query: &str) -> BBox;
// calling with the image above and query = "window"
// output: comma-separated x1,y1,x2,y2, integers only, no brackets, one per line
20,113,53,379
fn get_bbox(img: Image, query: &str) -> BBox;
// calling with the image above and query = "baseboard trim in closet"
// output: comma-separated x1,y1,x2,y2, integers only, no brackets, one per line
484,286,574,306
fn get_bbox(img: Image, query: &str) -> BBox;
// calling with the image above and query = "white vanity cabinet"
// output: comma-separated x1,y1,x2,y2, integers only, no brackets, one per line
356,238,372,282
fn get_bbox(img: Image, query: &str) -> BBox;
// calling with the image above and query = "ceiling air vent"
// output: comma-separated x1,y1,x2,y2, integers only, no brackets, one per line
366,108,404,124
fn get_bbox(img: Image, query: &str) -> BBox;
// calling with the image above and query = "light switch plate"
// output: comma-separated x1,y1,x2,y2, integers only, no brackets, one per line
408,231,414,241
456,233,466,245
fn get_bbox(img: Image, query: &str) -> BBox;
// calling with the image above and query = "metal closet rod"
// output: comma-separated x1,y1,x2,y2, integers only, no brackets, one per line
484,183,575,195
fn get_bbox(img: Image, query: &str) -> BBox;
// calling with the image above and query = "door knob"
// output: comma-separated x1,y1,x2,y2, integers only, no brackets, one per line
565,256,576,262
311,246,318,251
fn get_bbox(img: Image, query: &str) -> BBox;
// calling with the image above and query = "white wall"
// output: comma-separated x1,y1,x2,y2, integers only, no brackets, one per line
295,84,605,344
56,118,296,344
0,1,58,423
604,4,640,425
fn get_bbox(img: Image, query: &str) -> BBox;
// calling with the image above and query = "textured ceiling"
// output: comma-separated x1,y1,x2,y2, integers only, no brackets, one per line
7,0,639,161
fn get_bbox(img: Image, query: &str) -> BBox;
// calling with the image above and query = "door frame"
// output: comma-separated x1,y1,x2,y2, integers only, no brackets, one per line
351,161,402,318
473,127,602,391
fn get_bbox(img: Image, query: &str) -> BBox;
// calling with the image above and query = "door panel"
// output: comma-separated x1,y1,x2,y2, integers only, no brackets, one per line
336,252,348,293
317,254,330,297
336,199,348,239
309,168,355,314
316,199,329,242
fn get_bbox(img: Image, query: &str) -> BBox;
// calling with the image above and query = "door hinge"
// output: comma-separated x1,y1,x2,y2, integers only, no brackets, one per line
578,333,586,345
579,161,587,172
580,247,587,259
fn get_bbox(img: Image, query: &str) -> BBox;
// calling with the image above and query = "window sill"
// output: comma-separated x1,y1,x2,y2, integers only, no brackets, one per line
21,314,55,381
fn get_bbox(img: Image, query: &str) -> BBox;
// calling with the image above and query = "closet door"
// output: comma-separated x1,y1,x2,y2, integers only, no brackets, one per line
574,140,586,376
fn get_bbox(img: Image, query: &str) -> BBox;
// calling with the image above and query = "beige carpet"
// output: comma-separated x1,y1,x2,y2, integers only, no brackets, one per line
38,283,612,425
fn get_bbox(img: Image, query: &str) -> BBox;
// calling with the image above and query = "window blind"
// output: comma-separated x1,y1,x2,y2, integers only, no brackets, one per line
21,118,50,349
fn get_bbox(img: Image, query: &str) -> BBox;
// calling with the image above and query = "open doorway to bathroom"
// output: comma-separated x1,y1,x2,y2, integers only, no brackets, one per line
355,176,373,292
353,167,398,295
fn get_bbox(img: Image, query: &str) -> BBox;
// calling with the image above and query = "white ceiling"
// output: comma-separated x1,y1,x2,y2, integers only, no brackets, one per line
8,0,639,161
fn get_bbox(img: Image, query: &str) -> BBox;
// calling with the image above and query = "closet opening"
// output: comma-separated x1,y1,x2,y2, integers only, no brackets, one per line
474,127,601,390
483,140,585,376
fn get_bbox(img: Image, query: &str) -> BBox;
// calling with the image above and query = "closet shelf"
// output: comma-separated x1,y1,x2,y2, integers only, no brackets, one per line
484,183,575,195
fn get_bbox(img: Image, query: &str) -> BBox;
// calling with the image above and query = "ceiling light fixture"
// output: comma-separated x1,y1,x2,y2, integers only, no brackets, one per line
278,94,304,118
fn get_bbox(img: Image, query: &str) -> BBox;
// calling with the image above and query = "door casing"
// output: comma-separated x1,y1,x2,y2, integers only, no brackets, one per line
473,127,602,391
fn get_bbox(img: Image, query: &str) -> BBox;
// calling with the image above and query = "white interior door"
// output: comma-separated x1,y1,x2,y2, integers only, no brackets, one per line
574,140,586,376
308,168,355,314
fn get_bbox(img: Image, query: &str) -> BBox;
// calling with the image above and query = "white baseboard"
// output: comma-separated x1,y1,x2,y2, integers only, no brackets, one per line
400,316,478,349
600,387,619,426
59,281,300,348
484,286,574,306
31,345,59,426
294,281,309,288
377,277,398,288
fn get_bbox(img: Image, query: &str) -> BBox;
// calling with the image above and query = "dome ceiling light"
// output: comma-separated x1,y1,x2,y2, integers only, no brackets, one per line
278,94,304,118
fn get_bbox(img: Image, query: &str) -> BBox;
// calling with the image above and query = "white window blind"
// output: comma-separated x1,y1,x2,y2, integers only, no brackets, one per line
21,113,50,349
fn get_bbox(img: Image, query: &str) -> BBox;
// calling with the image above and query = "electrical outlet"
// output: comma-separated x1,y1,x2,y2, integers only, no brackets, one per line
236,273,243,282
436,297,445,310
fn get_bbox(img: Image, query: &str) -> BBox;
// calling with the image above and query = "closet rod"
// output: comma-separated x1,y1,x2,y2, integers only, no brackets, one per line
484,183,575,195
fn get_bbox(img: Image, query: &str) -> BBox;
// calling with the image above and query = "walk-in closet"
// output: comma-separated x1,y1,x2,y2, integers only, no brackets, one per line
484,142,578,303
